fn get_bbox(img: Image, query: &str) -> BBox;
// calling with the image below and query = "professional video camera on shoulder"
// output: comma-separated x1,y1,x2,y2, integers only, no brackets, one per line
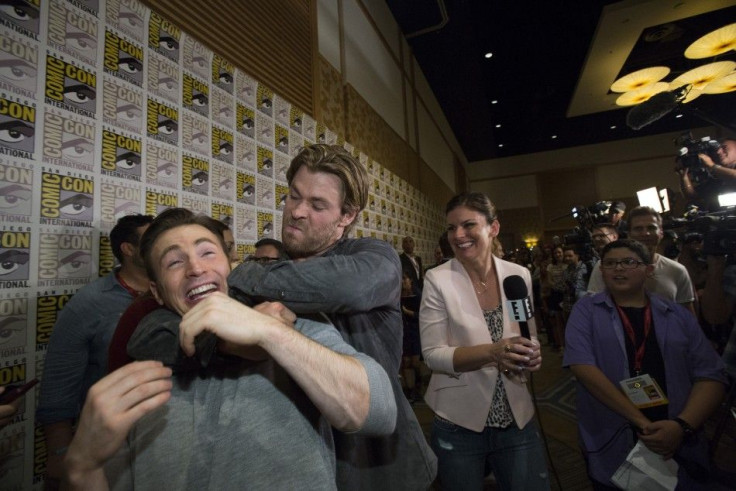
675,132,721,185
664,206,736,257
561,201,612,260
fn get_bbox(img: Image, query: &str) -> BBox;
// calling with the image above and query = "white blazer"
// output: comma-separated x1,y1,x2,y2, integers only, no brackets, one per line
419,255,537,432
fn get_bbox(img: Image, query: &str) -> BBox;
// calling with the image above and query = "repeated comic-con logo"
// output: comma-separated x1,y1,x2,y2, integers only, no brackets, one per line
236,70,256,106
147,52,178,104
148,12,180,63
210,202,232,226
48,0,98,67
276,184,288,211
36,293,70,346
181,111,208,156
257,211,273,239
145,141,178,189
210,160,233,201
211,54,232,94
236,170,255,205
0,230,30,287
0,0,40,40
100,177,141,227
0,96,35,159
182,72,208,117
236,243,253,263
182,153,208,195
256,111,272,146
212,89,232,128
182,34,210,80
146,97,178,145
274,153,289,182
44,54,96,118
236,103,254,139
256,83,272,117
101,128,142,180
144,187,177,216
256,175,273,209
236,134,256,171
0,295,27,353
0,33,38,98
104,29,143,87
257,145,272,178
105,0,146,42
102,77,143,133
42,109,95,172
236,205,256,241
39,171,94,226
0,161,32,220
37,229,93,286
98,233,114,277
274,96,289,127
211,125,232,164
180,193,207,215
68,0,99,17
290,107,302,133
275,125,288,154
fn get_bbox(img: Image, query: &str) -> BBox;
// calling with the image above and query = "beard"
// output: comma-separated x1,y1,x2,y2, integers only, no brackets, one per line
282,216,343,259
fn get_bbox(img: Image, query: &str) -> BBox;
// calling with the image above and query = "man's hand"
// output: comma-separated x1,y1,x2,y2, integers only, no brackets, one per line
0,388,22,428
180,293,286,357
254,301,296,326
699,153,717,169
64,361,172,490
639,420,684,459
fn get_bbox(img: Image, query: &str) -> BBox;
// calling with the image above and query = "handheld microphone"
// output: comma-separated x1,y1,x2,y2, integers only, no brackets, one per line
502,275,533,339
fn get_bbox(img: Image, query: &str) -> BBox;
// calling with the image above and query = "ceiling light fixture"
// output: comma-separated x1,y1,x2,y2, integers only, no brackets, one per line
551,135,557,139
491,100,498,104
484,52,493,59
669,61,736,91
610,66,670,93
610,125,617,129
615,82,669,106
498,144,503,147
495,124,501,128
702,72,736,94
684,23,736,59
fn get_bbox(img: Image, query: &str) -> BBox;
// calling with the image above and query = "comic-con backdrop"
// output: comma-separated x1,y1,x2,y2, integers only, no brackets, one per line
0,0,445,487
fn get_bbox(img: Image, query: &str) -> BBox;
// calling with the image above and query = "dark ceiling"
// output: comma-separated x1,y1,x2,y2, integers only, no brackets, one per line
385,1,736,162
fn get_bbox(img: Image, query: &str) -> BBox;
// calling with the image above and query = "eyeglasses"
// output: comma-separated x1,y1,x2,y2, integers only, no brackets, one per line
245,256,279,263
600,258,646,269
591,233,614,240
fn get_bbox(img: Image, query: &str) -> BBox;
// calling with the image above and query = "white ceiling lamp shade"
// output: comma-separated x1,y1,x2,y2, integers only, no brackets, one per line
610,66,670,93
615,82,669,106
669,61,736,91
684,23,736,59
702,71,736,94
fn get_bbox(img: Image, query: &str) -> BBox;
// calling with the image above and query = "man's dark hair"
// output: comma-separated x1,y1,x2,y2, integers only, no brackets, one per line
627,206,662,231
255,238,288,260
109,214,154,264
600,239,652,265
139,208,227,282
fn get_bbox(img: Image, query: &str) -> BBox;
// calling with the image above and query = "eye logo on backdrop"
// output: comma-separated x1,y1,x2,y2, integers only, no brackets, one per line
210,161,233,200
146,97,178,146
103,29,144,88
0,295,27,351
145,141,178,189
105,0,145,43
257,146,272,178
211,125,232,164
236,103,255,139
102,78,143,133
236,171,255,206
147,53,178,104
212,54,233,94
0,161,32,220
212,89,232,129
148,12,180,63
48,0,98,68
182,153,209,195
181,112,209,156
183,35,210,80
0,0,40,40
0,96,35,159
100,177,141,227
0,230,30,284
101,128,142,180
42,108,95,172
44,54,96,118
145,187,177,216
0,33,38,98
182,73,208,117
39,170,94,226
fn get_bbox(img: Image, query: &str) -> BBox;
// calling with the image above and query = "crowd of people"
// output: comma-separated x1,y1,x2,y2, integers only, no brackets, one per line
1,138,734,490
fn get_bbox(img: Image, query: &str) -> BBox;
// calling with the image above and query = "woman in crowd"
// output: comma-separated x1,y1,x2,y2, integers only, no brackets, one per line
420,192,548,490
564,239,726,489
545,245,566,351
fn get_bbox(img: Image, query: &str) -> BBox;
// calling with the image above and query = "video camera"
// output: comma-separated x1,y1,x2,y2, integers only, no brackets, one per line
675,132,721,186
664,207,736,257
563,201,612,261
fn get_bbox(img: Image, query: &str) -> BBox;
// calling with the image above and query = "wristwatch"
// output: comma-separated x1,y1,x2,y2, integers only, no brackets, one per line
673,417,695,443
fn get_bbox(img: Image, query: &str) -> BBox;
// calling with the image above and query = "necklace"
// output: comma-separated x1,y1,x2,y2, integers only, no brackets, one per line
473,271,491,295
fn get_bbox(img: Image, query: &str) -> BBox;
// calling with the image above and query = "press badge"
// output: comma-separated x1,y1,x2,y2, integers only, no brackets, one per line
619,374,669,409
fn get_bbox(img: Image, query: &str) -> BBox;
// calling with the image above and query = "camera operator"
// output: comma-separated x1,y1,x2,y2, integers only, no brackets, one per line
701,253,736,378
679,138,736,209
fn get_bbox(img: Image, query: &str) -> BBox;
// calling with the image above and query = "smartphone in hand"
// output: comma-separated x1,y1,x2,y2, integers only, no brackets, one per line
0,379,39,404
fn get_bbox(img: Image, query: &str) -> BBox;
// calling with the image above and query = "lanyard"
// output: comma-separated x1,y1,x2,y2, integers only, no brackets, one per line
615,303,652,375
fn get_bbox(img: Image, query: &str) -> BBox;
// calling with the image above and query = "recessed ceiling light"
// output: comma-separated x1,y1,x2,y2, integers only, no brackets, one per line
610,125,617,129
491,100,498,104
484,52,493,59
551,135,557,139
498,144,504,148
675,114,683,118
495,124,501,128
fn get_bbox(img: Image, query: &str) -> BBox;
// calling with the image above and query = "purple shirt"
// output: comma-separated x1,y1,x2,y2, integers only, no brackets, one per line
563,292,726,486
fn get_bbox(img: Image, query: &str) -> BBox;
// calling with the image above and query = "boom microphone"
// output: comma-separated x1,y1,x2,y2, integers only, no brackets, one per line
626,85,689,130
502,275,532,339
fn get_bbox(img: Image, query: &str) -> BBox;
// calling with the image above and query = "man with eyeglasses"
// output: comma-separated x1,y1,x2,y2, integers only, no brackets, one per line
564,239,726,489
587,206,695,315
590,223,619,260
249,238,287,263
